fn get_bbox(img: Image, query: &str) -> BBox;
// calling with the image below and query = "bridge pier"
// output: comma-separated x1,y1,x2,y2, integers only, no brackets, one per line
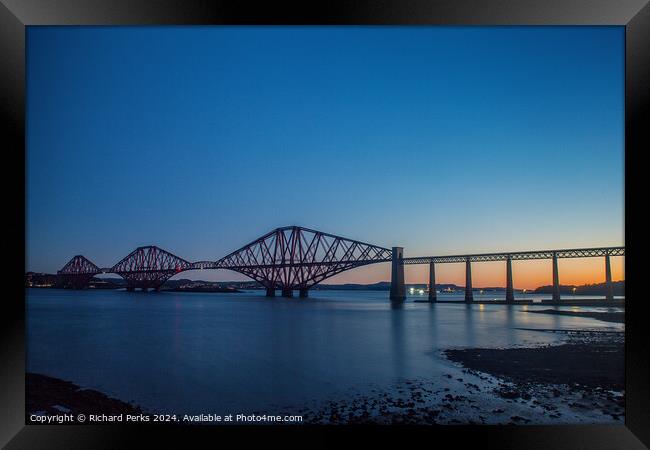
299,288,309,298
505,256,514,303
428,261,437,302
265,287,276,297
126,286,135,292
465,258,473,303
390,247,406,301
281,288,293,298
552,252,561,302
605,254,613,302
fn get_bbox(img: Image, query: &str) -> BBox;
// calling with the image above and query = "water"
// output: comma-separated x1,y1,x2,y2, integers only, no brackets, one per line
26,288,623,416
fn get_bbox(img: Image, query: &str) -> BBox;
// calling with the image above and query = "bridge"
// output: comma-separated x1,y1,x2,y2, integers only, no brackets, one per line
56,225,624,302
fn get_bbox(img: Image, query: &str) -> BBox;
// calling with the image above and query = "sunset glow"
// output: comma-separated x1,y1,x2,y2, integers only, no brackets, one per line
27,27,624,286
327,256,624,289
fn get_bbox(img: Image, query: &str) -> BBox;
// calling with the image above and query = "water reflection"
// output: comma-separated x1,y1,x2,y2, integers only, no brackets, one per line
390,300,405,310
427,302,439,347
463,304,476,347
26,289,623,414
505,305,515,343
551,305,561,329
390,305,406,379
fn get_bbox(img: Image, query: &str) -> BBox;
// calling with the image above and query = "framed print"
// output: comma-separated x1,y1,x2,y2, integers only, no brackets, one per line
2,0,648,448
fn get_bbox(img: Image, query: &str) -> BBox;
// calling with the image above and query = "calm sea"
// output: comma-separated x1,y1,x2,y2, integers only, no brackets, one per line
26,288,623,416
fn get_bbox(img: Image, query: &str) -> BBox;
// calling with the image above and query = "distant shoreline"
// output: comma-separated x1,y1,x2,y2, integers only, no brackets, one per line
164,287,242,293
26,276,625,297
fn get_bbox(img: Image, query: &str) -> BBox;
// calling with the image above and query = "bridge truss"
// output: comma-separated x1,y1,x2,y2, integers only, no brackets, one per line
402,246,625,265
55,226,392,295
54,228,623,299
110,246,192,291
56,255,101,289
212,226,392,296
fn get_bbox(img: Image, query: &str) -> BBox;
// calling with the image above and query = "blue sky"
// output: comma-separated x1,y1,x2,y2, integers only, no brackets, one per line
26,26,624,283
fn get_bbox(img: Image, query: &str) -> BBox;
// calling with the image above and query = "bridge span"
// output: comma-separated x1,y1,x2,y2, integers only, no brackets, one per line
55,225,624,302
398,246,624,303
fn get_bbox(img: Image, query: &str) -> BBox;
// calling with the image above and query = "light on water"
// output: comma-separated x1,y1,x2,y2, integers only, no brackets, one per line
26,288,623,416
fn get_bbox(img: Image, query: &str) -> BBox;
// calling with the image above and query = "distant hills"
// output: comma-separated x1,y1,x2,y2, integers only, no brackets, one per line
314,282,465,291
25,272,625,295
534,280,624,296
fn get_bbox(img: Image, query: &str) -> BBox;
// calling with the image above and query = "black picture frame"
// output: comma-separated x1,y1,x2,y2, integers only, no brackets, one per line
2,0,648,448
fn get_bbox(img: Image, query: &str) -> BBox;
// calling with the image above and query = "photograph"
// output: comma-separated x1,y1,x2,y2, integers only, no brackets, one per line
22,24,628,428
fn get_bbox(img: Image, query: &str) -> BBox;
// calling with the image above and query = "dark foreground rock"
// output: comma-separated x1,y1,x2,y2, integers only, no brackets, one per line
26,330,625,426
26,373,144,416
443,334,624,390
525,309,624,324
296,330,625,425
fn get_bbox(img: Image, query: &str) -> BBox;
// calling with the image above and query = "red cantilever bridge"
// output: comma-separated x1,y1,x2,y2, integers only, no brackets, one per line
57,225,624,301
57,226,392,297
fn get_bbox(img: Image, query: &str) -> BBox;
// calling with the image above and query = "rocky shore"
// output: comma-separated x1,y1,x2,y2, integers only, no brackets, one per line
27,329,624,426
26,373,145,417
295,330,624,425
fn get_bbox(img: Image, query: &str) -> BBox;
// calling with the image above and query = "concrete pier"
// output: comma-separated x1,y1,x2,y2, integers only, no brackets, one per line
505,256,514,303
465,258,473,303
390,246,406,301
265,287,276,297
428,261,437,302
605,254,613,302
299,288,309,298
281,288,293,298
552,252,561,302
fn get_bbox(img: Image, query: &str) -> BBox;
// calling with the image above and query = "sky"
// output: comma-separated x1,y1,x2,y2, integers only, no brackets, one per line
26,26,625,289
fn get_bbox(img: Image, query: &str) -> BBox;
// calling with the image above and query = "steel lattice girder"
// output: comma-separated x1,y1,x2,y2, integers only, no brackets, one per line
402,246,625,265
190,261,217,270
214,226,392,289
57,255,101,275
56,255,101,288
110,246,192,289
56,229,624,291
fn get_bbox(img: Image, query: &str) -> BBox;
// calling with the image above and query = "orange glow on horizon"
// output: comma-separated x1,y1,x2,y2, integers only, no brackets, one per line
327,256,624,289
